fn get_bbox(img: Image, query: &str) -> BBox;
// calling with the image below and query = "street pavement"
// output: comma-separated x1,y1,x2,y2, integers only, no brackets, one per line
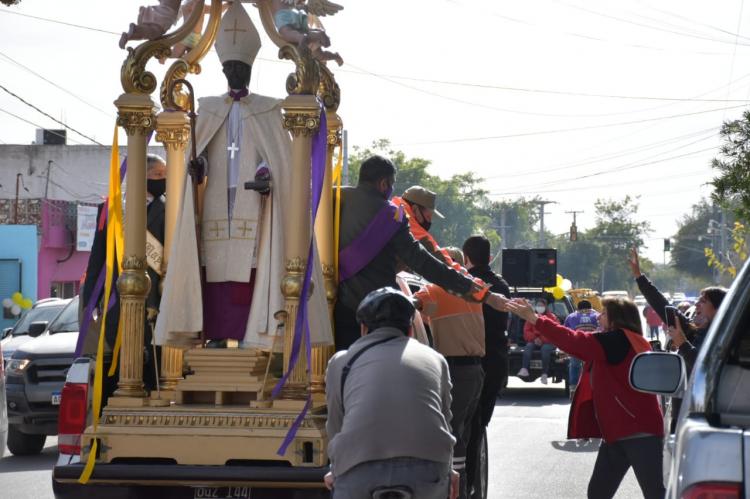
489,377,643,498
1,380,648,499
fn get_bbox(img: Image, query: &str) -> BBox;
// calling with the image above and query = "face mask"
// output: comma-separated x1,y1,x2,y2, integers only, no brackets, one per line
419,219,432,232
147,178,166,198
535,305,547,314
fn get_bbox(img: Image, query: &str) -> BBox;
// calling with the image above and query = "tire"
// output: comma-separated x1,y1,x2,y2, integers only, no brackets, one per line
7,425,46,456
471,428,488,499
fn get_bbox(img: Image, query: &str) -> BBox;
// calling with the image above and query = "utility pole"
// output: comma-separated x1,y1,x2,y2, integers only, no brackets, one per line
565,210,583,241
532,200,556,247
44,160,52,199
498,208,511,249
14,173,21,224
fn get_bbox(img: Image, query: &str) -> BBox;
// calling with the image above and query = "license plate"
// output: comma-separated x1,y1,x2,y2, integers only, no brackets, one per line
193,486,252,498
529,360,543,369
51,392,61,406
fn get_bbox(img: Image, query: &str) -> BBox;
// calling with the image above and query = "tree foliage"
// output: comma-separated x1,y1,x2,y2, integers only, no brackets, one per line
711,110,750,221
671,199,716,279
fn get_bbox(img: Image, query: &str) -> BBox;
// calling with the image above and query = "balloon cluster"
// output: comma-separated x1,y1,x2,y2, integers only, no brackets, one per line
545,274,572,300
2,292,33,317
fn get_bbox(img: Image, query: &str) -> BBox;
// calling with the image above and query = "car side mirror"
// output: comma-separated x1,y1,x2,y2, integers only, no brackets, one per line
629,351,686,396
2,327,11,340
28,321,49,338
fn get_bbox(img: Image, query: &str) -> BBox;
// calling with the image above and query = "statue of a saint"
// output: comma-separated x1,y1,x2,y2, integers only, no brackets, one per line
155,1,333,350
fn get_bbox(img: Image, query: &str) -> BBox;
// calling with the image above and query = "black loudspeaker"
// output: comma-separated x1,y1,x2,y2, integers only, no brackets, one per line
502,249,530,287
501,248,557,287
529,249,557,287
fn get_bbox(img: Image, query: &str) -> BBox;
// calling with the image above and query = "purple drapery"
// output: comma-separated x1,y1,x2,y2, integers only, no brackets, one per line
338,203,403,282
274,108,327,456
75,156,129,357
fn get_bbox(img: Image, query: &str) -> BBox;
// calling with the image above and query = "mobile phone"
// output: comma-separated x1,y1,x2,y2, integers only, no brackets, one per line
665,306,678,328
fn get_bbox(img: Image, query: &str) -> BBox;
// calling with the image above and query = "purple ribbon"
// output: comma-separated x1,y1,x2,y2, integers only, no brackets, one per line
338,203,403,282
274,108,327,456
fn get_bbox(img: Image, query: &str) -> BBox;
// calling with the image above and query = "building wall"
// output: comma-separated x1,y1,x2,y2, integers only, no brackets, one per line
0,225,38,330
0,145,165,204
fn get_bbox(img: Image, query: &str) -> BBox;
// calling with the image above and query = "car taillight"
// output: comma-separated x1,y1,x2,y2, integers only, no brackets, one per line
57,382,88,456
682,482,741,499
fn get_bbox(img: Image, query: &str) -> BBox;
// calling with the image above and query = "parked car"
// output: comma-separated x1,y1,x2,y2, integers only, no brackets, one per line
1,298,68,367
602,290,630,300
671,292,687,305
5,296,79,456
507,289,574,396
634,294,647,307
630,257,750,498
0,340,7,458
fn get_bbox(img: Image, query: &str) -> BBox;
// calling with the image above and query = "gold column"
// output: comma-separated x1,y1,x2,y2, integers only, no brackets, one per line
155,110,191,395
279,94,321,401
310,111,341,394
110,93,157,406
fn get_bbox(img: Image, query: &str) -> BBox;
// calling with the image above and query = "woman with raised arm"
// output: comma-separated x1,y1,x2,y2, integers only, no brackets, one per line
506,296,665,499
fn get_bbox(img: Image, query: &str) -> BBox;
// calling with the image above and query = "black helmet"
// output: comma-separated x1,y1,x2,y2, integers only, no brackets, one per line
356,287,415,334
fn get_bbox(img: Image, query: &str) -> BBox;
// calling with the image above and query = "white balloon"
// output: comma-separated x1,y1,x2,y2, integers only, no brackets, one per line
2,298,12,308
10,304,21,316
561,279,573,291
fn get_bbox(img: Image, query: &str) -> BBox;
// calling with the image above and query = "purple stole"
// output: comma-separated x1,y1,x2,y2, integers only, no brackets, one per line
338,202,404,282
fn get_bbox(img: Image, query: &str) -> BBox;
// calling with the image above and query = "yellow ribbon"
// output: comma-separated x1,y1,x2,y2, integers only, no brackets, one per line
80,124,124,484
332,146,343,284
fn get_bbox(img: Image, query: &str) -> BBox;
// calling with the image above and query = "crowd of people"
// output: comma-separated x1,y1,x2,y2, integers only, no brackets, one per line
322,155,729,499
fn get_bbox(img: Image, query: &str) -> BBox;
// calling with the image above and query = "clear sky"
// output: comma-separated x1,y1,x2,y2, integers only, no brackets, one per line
1,0,748,263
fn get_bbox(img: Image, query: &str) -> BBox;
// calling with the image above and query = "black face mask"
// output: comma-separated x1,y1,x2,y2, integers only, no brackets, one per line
419,219,432,232
147,178,166,198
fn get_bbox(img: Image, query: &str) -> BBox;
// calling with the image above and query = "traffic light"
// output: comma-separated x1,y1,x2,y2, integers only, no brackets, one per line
570,223,578,241
664,238,671,252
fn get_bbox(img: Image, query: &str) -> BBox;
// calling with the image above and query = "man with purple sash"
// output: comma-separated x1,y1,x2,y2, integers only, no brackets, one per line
335,156,510,351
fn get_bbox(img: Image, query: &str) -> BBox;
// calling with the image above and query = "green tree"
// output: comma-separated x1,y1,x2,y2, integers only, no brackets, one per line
711,110,750,221
671,199,716,279
481,199,543,250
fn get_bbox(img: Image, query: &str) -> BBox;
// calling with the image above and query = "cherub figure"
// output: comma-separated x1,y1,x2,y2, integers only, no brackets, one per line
119,0,182,49
270,0,344,66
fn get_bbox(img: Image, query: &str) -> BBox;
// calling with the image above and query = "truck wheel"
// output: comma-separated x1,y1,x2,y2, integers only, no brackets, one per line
471,428,488,499
7,425,46,456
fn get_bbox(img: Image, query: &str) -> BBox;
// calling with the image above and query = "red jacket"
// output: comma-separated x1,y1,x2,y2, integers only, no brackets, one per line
523,311,558,343
535,316,664,442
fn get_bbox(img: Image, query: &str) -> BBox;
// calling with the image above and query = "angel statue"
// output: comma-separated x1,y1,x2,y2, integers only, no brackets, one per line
268,0,344,66
119,0,211,60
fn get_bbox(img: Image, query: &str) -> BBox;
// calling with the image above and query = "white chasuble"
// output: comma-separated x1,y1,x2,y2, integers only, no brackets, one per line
155,93,334,349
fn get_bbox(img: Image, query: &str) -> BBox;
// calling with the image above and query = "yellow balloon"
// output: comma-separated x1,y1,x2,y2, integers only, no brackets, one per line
556,274,563,287
12,292,23,304
552,287,565,300
22,298,33,309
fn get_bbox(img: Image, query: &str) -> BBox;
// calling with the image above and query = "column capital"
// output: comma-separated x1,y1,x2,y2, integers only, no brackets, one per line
115,93,158,137
156,111,191,152
282,95,320,137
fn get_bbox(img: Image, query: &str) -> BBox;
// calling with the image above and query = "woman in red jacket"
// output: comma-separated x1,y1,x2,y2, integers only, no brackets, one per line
507,296,665,499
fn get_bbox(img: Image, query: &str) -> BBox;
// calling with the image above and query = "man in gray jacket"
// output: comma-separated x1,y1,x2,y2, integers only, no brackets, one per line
324,287,459,499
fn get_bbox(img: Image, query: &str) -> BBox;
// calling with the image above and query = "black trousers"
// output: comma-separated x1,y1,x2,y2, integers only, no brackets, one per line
588,436,665,499
465,350,507,495
447,362,484,499
333,301,360,351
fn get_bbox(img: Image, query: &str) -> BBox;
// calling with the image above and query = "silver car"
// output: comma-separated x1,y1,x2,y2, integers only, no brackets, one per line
630,258,750,498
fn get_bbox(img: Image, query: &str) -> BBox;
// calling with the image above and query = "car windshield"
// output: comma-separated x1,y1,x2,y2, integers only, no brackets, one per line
48,297,79,334
10,304,65,336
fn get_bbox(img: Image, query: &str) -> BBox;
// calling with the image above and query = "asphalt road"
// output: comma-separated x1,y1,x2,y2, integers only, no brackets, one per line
489,377,643,498
1,380,647,499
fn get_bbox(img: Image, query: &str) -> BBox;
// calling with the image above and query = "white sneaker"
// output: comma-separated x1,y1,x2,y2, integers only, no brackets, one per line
541,374,548,385
517,368,529,377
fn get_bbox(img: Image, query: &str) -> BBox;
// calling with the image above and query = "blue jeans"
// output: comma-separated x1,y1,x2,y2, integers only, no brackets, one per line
569,357,582,386
522,342,555,374
333,458,451,499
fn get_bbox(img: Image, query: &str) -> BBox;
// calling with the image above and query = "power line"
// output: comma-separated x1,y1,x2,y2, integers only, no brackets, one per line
483,127,718,181
0,84,103,145
0,50,112,117
634,1,750,43
0,107,84,145
400,104,745,146
0,9,119,35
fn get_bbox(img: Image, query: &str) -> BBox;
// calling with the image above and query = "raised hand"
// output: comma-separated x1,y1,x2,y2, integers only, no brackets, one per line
506,298,538,324
628,246,642,278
